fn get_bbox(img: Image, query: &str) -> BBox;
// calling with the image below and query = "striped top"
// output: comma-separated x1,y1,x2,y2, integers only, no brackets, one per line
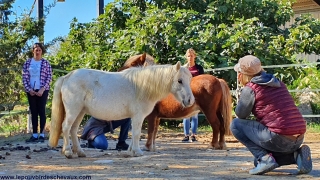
248,82,306,135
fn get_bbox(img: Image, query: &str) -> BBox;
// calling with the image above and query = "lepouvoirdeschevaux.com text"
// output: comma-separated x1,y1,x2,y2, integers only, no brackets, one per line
0,175,92,180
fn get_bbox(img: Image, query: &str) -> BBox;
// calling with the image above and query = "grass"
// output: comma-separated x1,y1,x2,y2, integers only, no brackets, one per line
307,122,320,133
198,125,212,133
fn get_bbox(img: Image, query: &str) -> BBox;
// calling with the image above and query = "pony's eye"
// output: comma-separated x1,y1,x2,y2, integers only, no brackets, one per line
178,79,183,84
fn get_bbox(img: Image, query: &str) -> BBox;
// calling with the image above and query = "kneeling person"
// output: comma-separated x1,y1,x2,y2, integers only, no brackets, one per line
81,117,131,150
231,55,312,175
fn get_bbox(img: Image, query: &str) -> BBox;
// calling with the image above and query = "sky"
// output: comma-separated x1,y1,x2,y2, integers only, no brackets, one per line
11,0,112,43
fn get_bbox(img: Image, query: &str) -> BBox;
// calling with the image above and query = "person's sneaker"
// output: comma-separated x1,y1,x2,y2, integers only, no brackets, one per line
38,136,45,143
182,136,192,143
254,158,258,167
296,145,312,174
26,136,38,143
249,154,279,175
191,135,197,142
116,142,129,150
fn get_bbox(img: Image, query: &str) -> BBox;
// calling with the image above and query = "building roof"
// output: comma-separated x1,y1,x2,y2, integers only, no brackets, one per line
293,0,320,12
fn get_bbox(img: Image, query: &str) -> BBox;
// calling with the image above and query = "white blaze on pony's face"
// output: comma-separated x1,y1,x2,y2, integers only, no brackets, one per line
171,61,195,107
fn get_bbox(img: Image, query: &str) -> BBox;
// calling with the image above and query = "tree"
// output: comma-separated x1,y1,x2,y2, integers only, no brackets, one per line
3,0,320,109
50,0,319,78
0,0,45,109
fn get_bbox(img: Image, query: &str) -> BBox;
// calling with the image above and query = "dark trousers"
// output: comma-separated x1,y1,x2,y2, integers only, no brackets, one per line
27,90,49,134
90,118,131,150
230,118,303,166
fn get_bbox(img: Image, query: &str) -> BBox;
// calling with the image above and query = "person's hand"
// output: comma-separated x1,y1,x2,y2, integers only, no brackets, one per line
29,90,36,96
36,88,45,97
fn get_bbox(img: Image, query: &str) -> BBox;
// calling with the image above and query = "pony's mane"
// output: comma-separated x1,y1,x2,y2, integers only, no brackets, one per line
124,53,155,67
122,64,177,101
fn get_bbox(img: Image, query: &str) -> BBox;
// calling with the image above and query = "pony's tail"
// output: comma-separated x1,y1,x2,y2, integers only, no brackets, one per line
48,76,65,147
218,78,233,135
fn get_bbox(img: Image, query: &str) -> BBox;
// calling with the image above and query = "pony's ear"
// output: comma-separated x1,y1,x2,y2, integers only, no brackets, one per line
175,61,181,71
139,53,147,65
141,53,147,61
129,53,148,67
143,62,148,68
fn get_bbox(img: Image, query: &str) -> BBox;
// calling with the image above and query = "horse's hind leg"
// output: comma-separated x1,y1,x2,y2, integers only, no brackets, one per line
145,115,154,151
145,114,160,151
70,111,86,157
62,109,82,158
151,118,161,151
202,106,221,149
62,116,74,158
217,112,227,150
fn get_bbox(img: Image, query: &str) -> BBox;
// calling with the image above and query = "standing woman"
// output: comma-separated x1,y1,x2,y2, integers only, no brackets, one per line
182,48,204,142
22,43,52,143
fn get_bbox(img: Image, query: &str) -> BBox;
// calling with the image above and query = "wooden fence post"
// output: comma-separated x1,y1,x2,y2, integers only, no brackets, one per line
27,106,32,133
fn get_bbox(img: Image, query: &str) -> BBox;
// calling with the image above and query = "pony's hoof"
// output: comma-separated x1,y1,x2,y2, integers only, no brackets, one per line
77,151,86,157
143,146,154,152
64,150,73,159
131,149,144,157
65,154,73,159
207,144,219,150
220,144,227,150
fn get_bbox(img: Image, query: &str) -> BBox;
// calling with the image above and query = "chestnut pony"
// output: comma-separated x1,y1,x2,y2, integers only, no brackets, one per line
120,53,233,151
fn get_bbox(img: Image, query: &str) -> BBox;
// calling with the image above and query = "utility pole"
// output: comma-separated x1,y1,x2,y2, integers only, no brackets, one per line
37,0,44,42
97,0,104,16
35,0,103,42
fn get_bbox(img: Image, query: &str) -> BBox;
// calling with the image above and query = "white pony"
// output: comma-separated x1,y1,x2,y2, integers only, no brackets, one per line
49,61,195,158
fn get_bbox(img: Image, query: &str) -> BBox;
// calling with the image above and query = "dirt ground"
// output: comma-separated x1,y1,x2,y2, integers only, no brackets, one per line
0,129,319,180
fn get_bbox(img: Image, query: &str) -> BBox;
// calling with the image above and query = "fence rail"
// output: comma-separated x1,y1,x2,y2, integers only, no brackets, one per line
206,61,320,72
197,114,320,118
0,110,28,118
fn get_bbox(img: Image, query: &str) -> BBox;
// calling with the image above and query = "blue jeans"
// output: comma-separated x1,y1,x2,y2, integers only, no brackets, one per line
183,114,198,136
230,118,303,166
90,118,131,150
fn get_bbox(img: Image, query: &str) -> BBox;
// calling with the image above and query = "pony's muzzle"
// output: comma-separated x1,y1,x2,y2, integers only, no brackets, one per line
183,95,195,107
